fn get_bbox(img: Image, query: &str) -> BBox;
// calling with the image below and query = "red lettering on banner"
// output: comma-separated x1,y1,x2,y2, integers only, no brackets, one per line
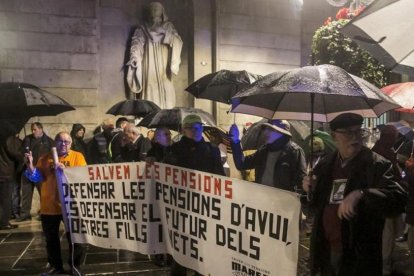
165,166,172,182
154,164,160,180
88,165,131,181
172,168,179,185
189,172,196,189
88,167,94,180
225,180,233,199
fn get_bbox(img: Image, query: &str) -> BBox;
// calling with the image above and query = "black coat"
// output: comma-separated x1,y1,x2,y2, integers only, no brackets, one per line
165,136,225,176
120,136,152,162
0,136,23,182
309,147,407,275
404,172,414,225
22,133,54,165
231,137,306,192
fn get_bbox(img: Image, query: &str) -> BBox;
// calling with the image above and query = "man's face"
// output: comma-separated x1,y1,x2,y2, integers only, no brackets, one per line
32,125,44,138
124,127,139,143
264,127,283,144
183,123,203,142
332,125,363,159
104,123,114,132
55,133,72,156
155,129,171,146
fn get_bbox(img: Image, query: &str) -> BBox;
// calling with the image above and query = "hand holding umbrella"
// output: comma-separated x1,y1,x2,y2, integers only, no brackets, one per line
228,124,240,143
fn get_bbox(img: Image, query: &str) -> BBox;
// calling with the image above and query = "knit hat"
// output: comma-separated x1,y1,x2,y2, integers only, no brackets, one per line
330,113,363,131
182,114,203,127
261,119,292,137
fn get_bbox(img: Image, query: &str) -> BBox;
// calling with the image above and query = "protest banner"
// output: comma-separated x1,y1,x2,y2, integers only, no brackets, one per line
62,162,300,275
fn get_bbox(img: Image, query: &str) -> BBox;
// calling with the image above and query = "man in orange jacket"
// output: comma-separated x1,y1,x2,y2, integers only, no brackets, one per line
25,131,86,276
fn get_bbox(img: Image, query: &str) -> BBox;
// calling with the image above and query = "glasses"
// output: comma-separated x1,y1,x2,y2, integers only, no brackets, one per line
56,140,71,145
334,128,367,138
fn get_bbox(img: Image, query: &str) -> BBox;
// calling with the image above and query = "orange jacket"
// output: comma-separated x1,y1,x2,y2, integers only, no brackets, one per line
36,150,86,215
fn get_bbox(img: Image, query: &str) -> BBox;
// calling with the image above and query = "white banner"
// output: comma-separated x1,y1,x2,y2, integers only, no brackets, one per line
62,162,300,276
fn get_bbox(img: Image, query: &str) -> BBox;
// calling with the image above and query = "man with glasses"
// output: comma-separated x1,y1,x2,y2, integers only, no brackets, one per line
24,132,86,276
302,113,407,275
164,114,225,275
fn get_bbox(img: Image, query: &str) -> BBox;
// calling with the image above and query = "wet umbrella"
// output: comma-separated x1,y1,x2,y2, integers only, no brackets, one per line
340,0,414,75
377,121,414,155
240,119,317,151
377,121,414,141
381,82,414,113
203,125,232,153
231,64,400,198
0,118,29,141
0,82,75,119
137,107,217,131
231,64,400,122
106,99,161,117
185,70,262,104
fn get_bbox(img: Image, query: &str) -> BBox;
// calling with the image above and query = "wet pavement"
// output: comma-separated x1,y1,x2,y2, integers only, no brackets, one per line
0,218,411,275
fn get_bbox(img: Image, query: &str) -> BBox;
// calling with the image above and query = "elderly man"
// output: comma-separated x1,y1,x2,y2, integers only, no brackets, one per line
119,123,152,162
24,132,87,276
229,119,306,192
164,114,225,275
87,118,115,164
302,113,407,275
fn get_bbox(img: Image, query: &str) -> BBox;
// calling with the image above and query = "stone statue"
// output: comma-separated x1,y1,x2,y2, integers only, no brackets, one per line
126,2,183,109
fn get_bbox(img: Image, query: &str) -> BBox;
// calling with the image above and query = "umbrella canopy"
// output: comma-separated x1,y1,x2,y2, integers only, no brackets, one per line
377,121,414,151
106,99,161,117
340,0,414,75
381,82,414,113
185,70,262,104
303,130,337,155
0,118,29,141
231,64,400,184
240,119,317,151
203,125,232,153
0,82,75,119
231,64,400,122
137,107,217,131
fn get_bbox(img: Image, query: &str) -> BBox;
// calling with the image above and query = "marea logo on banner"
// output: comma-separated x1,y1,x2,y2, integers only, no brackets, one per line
231,260,269,276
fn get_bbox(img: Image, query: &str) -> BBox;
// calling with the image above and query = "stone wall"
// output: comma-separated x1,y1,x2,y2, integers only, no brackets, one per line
213,0,304,130
0,0,192,138
0,0,341,138
0,0,99,137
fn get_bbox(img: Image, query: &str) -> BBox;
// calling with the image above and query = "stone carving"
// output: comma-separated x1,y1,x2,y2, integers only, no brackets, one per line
126,2,183,109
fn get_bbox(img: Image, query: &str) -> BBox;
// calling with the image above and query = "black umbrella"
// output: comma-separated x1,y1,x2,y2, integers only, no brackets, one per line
0,82,75,119
377,121,414,155
106,99,161,117
203,125,232,153
240,119,318,151
137,107,216,131
185,70,262,104
0,118,29,141
231,64,400,199
377,121,414,141
340,0,414,75
231,65,400,122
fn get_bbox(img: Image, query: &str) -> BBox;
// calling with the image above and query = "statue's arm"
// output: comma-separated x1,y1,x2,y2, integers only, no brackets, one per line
128,27,145,68
163,22,183,75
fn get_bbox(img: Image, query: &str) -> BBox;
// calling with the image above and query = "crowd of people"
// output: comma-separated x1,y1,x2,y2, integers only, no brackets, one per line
0,112,413,275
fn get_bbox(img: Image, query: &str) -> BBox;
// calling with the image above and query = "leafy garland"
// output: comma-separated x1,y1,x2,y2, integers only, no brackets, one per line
310,7,390,88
